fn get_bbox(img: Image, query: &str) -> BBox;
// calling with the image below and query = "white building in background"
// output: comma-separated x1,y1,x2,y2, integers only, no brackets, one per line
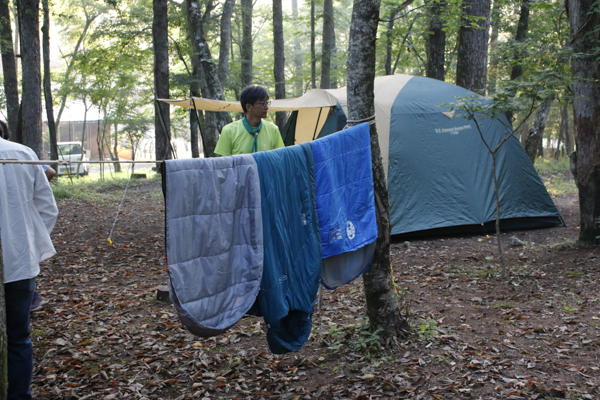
43,101,197,161
42,101,104,160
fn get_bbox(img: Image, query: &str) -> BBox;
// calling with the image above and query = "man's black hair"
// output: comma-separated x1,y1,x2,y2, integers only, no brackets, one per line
0,120,10,140
240,85,269,113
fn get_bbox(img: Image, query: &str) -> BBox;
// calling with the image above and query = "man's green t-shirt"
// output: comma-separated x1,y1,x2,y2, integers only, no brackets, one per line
214,118,285,156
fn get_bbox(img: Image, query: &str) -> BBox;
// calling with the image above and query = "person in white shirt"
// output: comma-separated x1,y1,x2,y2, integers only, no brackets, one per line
0,121,59,399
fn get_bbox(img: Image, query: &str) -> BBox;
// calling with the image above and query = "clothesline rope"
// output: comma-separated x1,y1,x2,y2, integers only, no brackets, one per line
345,114,376,124
0,159,165,165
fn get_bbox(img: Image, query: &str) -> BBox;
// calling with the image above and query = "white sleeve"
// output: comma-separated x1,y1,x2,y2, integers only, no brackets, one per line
32,163,59,233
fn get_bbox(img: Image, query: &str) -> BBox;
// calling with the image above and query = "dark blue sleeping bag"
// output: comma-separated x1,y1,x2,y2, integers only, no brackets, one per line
251,143,322,354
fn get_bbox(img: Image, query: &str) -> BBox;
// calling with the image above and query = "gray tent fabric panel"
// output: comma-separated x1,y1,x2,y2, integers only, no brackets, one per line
164,156,263,336
387,76,562,236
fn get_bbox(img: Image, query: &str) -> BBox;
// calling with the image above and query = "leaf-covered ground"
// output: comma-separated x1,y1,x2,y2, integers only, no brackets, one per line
32,177,599,400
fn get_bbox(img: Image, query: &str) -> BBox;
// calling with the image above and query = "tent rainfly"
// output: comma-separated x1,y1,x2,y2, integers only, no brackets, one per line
163,74,564,237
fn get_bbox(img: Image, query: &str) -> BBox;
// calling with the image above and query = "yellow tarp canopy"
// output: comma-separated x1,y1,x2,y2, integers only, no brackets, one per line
158,89,339,113
159,89,340,145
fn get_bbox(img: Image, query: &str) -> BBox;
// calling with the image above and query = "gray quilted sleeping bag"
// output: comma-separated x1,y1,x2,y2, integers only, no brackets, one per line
164,155,263,337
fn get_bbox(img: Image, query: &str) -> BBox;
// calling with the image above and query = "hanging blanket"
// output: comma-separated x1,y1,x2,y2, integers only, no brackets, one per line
163,156,263,337
251,143,322,354
310,122,378,289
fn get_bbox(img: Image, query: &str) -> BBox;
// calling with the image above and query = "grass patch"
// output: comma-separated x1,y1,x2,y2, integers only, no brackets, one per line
51,168,160,202
532,158,577,196
534,157,571,175
321,317,385,356
542,175,577,197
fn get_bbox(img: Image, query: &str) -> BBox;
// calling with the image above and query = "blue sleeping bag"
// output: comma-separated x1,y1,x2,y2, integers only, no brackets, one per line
251,143,322,354
310,122,378,289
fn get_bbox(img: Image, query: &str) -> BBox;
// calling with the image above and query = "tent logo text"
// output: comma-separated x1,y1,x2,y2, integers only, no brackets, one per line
435,125,472,135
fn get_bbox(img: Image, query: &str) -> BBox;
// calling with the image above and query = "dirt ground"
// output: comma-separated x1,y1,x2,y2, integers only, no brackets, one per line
31,177,599,400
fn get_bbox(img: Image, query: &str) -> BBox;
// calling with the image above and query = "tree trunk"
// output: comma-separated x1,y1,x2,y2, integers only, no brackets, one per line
42,0,57,164
487,0,501,94
112,124,121,173
240,0,252,86
391,14,419,75
425,0,445,81
510,0,530,81
273,0,286,131
505,0,531,123
291,0,303,96
310,0,316,89
347,0,409,338
153,0,172,163
186,0,230,157
566,0,600,245
17,0,43,157
0,234,7,399
384,1,415,76
523,94,555,163
217,0,235,90
455,0,491,95
384,7,397,76
0,0,19,138
562,99,571,154
320,0,335,89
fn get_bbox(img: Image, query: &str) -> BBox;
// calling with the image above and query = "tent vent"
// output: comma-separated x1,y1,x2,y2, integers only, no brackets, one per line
442,110,455,119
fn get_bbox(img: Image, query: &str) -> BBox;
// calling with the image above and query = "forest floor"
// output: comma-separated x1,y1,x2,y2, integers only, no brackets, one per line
30,167,599,400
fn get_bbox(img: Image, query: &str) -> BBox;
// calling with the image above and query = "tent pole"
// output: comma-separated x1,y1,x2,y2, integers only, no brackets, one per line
190,94,208,157
312,107,324,140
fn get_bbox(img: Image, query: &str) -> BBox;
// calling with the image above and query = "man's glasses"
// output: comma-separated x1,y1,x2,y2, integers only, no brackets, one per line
254,101,271,108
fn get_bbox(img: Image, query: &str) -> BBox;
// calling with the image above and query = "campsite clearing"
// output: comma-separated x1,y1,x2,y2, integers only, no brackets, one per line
32,170,598,399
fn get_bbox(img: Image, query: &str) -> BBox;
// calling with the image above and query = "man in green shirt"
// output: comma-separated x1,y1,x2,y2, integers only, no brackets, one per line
214,85,285,156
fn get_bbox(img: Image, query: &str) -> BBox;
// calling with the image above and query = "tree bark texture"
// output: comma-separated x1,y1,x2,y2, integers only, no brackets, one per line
17,0,43,157
523,94,555,163
566,0,600,244
153,0,172,162
186,0,231,157
218,0,235,90
425,0,445,81
0,0,19,138
240,0,253,86
310,0,316,88
42,0,58,164
273,0,286,131
347,0,409,338
455,0,491,95
320,0,335,89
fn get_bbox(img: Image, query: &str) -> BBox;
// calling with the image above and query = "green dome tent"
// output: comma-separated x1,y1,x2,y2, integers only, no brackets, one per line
285,74,564,236
163,74,563,237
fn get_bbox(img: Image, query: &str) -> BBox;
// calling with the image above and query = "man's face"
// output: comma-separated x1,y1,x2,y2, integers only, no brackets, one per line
247,98,270,119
